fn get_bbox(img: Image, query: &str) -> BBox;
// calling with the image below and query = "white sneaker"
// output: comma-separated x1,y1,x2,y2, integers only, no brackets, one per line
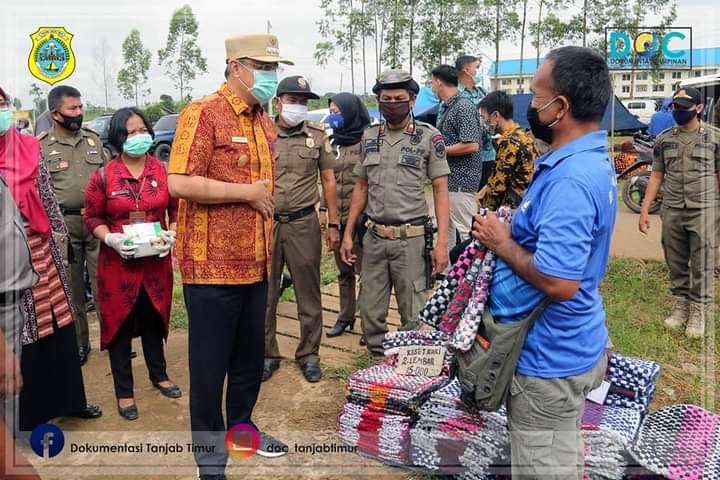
256,432,288,458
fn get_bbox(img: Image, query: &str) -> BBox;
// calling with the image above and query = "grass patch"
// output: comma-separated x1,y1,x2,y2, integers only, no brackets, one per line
601,258,720,409
327,351,376,381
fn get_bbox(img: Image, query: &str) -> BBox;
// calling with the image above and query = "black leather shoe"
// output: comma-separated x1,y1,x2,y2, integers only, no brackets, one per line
359,335,367,346
75,403,103,419
117,403,138,421
78,346,91,366
153,382,182,399
279,272,293,296
262,359,280,382
326,321,353,337
302,362,322,383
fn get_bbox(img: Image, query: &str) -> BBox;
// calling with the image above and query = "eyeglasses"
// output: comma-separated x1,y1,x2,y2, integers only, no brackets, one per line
237,59,279,72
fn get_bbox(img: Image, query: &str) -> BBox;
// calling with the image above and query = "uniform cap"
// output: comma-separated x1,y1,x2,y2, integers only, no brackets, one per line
225,33,293,65
372,69,420,95
672,87,703,108
276,76,319,99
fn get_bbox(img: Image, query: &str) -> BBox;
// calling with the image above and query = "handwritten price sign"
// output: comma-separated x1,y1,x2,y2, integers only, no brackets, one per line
395,346,445,377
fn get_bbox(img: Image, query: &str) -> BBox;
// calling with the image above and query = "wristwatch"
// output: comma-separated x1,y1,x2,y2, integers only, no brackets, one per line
318,207,328,213
327,223,340,229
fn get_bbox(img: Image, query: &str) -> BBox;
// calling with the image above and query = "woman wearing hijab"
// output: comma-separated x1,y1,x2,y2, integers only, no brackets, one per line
0,87,101,432
322,93,371,341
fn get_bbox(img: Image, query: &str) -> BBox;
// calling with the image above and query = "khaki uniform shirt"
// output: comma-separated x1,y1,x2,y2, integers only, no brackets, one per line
354,120,450,225
274,121,334,214
320,141,363,225
652,122,720,209
40,126,106,209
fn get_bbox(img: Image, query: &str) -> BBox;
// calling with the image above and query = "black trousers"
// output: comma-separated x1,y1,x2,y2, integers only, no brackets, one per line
185,281,267,476
479,160,497,190
107,288,168,399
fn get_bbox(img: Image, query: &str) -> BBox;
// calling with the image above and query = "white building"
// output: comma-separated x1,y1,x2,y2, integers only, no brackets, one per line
488,47,720,100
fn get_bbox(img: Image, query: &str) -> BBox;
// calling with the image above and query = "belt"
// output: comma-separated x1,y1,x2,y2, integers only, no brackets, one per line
365,218,426,240
61,207,84,216
273,206,316,223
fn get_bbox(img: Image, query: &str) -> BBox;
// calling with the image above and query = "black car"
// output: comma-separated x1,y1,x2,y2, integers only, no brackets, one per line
152,114,178,163
85,115,115,159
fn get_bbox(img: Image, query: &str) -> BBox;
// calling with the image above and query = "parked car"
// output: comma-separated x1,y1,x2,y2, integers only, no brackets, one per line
622,99,656,124
151,114,178,163
85,114,115,159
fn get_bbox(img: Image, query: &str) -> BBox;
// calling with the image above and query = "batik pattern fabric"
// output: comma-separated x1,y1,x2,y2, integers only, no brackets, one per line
605,352,661,414
449,207,512,351
409,379,510,477
418,241,482,328
629,404,720,480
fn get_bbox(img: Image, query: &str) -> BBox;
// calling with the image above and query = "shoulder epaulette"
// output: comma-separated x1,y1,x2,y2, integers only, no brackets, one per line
306,121,326,131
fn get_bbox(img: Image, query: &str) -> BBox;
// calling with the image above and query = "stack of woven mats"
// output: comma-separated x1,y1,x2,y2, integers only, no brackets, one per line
629,404,720,480
581,401,643,479
338,363,449,465
605,352,661,414
409,379,510,478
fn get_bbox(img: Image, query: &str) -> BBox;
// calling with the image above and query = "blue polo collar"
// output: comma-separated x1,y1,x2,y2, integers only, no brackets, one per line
536,130,609,169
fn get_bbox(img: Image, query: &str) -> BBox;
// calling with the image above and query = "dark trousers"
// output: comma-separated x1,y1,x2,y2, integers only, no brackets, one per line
185,281,267,476
107,288,168,399
479,160,497,190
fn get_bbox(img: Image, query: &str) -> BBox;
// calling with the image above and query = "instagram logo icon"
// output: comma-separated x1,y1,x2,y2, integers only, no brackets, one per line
226,424,260,459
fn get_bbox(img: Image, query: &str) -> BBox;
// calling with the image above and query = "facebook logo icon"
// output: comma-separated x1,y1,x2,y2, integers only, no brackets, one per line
29,424,65,458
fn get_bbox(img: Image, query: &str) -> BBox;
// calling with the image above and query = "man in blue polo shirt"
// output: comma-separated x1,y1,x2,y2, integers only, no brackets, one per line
473,46,616,479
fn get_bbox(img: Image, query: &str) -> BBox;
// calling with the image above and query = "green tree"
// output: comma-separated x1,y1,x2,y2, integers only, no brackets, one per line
158,4,208,101
29,83,47,114
159,94,176,113
316,0,360,93
482,0,520,85
12,98,22,111
117,29,151,106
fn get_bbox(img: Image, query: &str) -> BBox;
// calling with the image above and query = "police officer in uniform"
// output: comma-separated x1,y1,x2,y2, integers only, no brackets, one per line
263,76,340,383
340,70,451,357
39,86,106,364
640,87,720,338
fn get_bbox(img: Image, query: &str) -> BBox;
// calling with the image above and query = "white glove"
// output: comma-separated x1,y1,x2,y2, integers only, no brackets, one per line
104,233,137,260
156,230,176,258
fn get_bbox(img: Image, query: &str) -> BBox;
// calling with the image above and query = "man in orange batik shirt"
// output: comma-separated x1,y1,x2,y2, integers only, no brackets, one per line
168,33,291,480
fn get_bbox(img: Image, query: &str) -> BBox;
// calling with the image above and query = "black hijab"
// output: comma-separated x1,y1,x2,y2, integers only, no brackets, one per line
329,92,371,146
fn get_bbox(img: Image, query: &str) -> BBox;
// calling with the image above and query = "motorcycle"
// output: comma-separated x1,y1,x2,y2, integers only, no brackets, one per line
616,132,663,214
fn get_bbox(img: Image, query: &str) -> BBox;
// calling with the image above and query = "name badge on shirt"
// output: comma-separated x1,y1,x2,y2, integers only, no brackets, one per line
232,136,248,144
111,189,130,197
129,211,146,224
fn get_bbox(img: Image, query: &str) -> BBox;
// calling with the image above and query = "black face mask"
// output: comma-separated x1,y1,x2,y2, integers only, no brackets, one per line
379,101,411,125
526,96,560,145
54,112,83,131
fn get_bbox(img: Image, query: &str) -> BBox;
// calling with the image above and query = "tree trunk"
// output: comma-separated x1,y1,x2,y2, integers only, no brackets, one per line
536,0,543,70
519,0,528,93
361,0,368,94
349,0,355,93
582,0,588,47
494,0,500,85
374,8,380,76
409,0,415,76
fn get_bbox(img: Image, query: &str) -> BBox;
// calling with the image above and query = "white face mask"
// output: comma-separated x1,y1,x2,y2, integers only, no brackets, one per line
280,103,308,127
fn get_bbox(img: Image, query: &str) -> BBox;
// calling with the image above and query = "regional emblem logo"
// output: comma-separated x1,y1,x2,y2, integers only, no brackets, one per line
28,27,76,85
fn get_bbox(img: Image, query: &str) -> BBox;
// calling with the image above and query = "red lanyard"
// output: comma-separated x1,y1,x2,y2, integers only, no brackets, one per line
125,177,147,211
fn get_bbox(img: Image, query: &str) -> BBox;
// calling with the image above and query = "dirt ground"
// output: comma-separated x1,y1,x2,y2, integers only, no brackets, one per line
18,203,664,479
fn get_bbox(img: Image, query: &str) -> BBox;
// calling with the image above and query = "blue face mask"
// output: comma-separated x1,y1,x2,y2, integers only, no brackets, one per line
0,110,12,134
473,71,483,85
238,63,278,104
123,133,153,157
327,113,345,130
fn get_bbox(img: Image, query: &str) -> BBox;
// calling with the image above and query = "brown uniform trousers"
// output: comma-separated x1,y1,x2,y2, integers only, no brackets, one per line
264,120,334,366
653,123,720,305
40,126,105,351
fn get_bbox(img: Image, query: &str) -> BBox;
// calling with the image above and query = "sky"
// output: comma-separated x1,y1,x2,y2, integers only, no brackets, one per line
2,0,719,111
